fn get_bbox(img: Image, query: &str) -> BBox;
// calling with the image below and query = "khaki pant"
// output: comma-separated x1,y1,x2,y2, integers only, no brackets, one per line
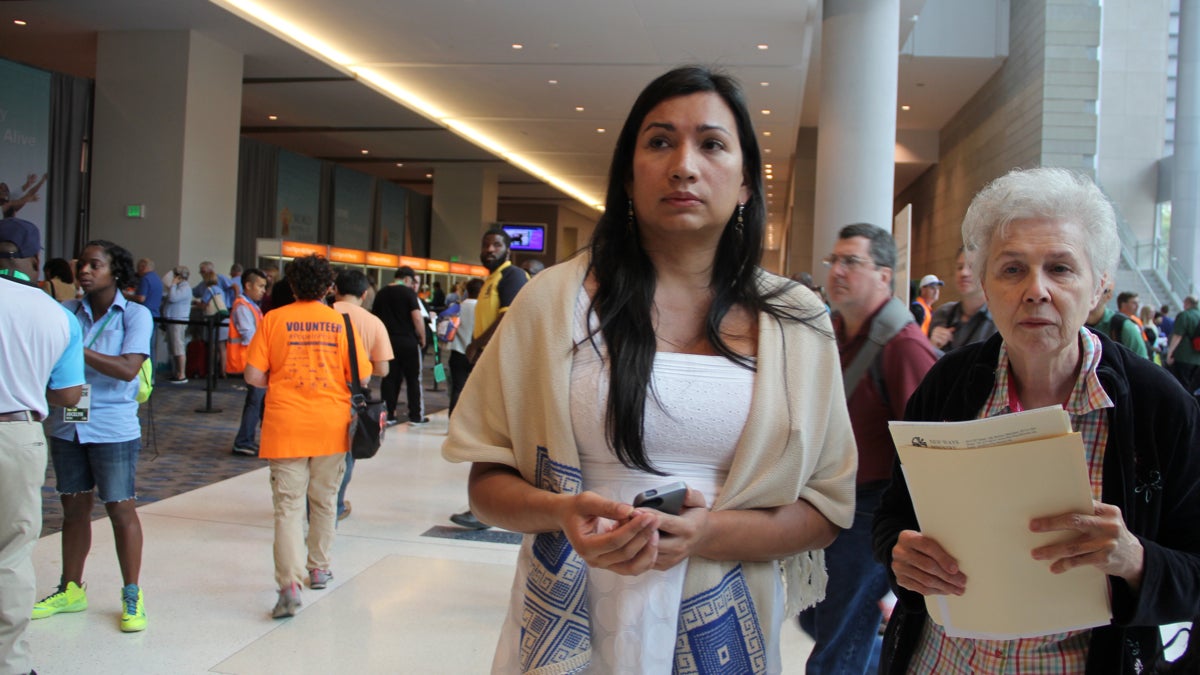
268,454,346,590
0,420,47,675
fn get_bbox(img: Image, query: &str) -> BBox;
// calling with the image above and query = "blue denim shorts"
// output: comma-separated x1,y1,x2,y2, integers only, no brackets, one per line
49,436,141,503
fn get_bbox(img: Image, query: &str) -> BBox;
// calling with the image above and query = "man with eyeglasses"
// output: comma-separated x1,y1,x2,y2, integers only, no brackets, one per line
798,223,939,675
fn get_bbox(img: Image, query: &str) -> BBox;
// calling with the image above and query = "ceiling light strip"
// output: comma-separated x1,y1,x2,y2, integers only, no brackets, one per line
210,0,354,68
207,0,603,211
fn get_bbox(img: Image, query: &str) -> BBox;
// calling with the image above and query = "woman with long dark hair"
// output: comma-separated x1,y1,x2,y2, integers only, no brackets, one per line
41,257,77,302
36,240,153,632
444,66,856,673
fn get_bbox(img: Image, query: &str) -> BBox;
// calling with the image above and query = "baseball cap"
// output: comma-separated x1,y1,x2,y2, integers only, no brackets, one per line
919,274,944,288
0,218,41,259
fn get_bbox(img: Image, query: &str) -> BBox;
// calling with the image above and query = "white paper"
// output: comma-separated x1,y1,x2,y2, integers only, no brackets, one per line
889,404,1072,450
892,411,1113,639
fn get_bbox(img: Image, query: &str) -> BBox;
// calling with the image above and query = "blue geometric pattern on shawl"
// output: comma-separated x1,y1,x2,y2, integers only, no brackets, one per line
520,447,591,673
673,564,767,674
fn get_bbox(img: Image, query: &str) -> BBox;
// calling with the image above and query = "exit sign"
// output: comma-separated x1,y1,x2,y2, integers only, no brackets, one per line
126,205,145,218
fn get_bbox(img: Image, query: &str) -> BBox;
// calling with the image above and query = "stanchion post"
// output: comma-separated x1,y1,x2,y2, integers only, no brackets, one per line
195,314,223,414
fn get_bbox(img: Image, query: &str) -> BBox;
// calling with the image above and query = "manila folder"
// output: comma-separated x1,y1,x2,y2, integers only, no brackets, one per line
896,432,1112,639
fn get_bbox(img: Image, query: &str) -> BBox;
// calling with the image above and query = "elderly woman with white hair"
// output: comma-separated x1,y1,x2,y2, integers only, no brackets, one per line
872,167,1200,674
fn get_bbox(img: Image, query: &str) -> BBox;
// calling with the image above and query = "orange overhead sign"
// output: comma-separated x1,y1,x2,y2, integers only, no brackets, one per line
449,263,472,275
425,259,450,273
366,252,400,268
469,265,490,277
329,247,367,264
281,241,328,258
399,256,427,271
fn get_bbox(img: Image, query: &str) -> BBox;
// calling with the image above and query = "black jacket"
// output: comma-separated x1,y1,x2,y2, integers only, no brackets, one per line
872,330,1200,674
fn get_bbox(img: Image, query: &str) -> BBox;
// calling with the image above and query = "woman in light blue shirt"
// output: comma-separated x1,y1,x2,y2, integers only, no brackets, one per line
35,240,153,634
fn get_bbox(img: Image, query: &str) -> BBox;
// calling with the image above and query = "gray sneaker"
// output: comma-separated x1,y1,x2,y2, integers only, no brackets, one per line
271,583,301,618
308,568,333,590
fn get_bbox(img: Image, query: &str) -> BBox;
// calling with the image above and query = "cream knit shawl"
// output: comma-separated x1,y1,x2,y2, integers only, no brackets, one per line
443,255,857,674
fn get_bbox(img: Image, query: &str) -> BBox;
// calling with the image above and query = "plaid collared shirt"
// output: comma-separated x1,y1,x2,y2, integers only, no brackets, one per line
909,328,1114,674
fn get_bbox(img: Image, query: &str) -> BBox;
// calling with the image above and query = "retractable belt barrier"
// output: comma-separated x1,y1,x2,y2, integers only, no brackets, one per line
153,315,228,414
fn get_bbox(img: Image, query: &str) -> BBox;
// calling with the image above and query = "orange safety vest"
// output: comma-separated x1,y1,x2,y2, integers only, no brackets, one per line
916,296,933,336
226,295,262,374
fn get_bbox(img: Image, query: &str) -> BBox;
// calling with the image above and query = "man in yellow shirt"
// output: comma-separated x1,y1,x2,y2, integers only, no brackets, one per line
451,227,529,530
466,227,530,363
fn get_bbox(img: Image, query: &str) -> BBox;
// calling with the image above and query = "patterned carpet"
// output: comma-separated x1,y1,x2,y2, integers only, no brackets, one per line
40,375,450,536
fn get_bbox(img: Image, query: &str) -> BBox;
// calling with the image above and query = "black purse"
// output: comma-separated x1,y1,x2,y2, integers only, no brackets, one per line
342,314,387,459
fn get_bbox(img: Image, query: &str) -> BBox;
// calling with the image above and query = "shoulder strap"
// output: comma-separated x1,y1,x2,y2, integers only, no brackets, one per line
1109,312,1128,341
85,310,119,349
342,313,365,400
842,297,914,399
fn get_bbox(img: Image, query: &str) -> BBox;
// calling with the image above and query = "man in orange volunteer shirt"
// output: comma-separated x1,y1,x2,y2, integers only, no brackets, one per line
243,255,370,619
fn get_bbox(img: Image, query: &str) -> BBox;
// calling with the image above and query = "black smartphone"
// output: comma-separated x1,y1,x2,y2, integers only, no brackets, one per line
631,481,688,515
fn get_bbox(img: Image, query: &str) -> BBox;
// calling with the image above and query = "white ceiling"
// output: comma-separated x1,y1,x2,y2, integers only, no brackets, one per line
0,0,1003,228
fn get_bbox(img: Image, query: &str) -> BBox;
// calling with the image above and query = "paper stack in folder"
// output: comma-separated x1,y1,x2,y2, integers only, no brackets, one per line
888,406,1113,640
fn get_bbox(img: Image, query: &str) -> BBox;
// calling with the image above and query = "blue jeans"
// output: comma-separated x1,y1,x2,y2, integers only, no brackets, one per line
49,436,141,503
337,452,354,521
233,385,265,451
799,484,890,675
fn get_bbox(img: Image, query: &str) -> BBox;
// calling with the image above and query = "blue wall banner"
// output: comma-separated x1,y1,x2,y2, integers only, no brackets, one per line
378,180,407,254
276,150,320,242
0,58,51,243
333,166,371,251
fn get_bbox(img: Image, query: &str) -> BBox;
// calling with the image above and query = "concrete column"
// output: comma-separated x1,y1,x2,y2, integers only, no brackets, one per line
89,31,243,273
812,0,900,280
1172,0,1200,295
429,165,498,262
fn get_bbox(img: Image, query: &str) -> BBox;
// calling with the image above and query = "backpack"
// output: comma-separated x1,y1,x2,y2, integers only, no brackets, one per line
436,304,461,342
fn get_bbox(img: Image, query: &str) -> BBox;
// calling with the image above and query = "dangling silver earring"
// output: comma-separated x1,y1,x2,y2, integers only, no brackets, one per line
735,203,745,237
627,199,635,234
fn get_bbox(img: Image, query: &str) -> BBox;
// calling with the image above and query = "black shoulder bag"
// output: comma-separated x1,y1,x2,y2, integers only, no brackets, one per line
342,314,387,459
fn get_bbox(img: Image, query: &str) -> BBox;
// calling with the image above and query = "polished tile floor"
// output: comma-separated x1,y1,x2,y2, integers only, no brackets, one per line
27,410,821,674
27,393,1190,673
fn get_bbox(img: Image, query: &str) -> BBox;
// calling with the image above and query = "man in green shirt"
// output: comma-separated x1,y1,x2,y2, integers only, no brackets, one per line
1167,295,1200,393
1086,284,1148,358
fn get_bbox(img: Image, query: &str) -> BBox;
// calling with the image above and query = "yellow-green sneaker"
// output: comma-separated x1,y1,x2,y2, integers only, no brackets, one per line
120,584,146,632
31,581,87,619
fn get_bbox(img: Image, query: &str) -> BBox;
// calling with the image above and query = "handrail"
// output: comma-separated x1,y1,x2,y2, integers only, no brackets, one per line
1109,209,1192,309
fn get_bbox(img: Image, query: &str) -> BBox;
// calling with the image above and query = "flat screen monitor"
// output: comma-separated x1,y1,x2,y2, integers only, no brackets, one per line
501,224,546,252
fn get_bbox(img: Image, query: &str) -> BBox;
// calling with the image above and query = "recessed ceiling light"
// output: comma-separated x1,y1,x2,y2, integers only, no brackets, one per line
267,114,278,121
548,79,558,85
425,173,433,179
763,131,772,137
575,106,584,112
360,149,369,155
760,82,770,87
596,128,606,133
765,149,772,153
757,44,769,50
765,164,773,169
512,43,524,50
395,162,404,167
901,104,911,111
13,19,28,26
767,175,774,180
761,109,771,115
768,193,774,197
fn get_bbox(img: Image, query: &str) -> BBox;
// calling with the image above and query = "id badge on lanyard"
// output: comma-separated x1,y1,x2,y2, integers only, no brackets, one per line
63,383,91,423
